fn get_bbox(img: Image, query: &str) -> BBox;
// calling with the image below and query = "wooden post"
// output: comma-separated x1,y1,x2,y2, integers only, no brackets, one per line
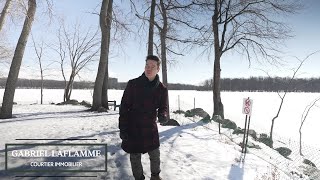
178,95,180,111
241,115,248,153
194,97,195,110
245,116,251,154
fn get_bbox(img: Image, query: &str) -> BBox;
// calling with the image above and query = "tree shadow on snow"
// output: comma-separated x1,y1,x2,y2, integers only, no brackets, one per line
159,121,200,142
159,120,223,144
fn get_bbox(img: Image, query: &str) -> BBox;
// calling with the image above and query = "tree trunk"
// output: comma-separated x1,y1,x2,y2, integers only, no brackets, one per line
160,0,167,87
0,0,12,32
298,97,320,156
32,37,44,105
212,0,224,120
147,0,156,55
102,0,113,109
40,69,43,104
160,34,167,87
159,0,170,120
64,73,75,102
0,0,36,119
299,127,302,156
269,96,284,145
61,61,67,102
270,117,276,143
92,0,110,110
213,56,224,119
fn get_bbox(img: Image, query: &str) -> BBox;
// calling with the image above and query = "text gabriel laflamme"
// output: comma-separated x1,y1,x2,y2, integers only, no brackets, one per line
11,149,102,157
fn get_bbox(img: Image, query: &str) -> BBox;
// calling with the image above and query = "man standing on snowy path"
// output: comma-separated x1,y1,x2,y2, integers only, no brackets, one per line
119,55,169,180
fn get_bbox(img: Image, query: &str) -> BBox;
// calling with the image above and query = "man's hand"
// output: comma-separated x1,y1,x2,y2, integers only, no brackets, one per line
120,131,128,140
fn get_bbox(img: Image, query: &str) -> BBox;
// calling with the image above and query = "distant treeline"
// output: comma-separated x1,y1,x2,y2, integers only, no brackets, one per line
1,77,320,92
0,78,200,90
202,77,320,92
117,82,200,90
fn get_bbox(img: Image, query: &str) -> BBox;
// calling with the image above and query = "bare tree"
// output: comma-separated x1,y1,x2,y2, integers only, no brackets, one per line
0,0,12,32
0,0,27,75
50,26,67,101
32,35,51,104
0,0,36,119
299,97,320,156
267,52,318,147
147,0,200,86
0,39,12,64
101,0,113,109
133,0,201,121
156,0,169,87
89,0,132,111
56,23,100,102
147,0,156,55
133,0,200,73
193,0,301,119
92,0,113,111
268,60,303,147
0,0,13,72
150,0,175,121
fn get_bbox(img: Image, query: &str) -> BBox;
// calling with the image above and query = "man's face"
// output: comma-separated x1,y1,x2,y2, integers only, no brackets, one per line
145,59,160,81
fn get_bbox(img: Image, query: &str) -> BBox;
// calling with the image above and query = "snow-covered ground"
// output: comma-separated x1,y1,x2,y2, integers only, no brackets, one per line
7,89,320,147
0,89,319,179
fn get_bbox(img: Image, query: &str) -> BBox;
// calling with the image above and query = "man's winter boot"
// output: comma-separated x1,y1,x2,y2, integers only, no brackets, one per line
135,174,145,180
150,174,162,180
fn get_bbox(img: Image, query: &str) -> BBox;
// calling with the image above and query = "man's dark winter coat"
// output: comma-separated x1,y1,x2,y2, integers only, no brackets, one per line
119,73,168,153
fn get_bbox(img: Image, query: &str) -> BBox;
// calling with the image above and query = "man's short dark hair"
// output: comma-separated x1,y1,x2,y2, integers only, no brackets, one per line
146,55,161,66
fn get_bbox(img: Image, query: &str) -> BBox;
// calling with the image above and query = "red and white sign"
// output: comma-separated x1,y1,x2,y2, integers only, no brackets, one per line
242,98,253,116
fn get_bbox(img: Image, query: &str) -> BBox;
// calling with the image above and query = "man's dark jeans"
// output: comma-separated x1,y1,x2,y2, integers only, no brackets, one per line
130,148,161,180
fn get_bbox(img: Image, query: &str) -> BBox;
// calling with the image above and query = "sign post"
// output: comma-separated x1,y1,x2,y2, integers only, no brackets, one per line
241,97,253,154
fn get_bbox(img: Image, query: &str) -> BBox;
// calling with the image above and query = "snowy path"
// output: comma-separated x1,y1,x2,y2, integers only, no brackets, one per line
0,105,301,179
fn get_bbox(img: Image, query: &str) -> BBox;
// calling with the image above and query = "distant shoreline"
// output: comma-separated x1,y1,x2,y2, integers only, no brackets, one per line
1,76,320,92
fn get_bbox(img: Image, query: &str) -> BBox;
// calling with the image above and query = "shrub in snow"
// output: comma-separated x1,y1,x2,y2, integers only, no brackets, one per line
257,134,273,148
260,133,268,138
80,100,91,107
191,108,210,118
221,119,237,130
303,159,317,168
239,141,261,149
214,118,237,130
212,116,237,130
258,137,273,148
161,119,180,126
233,128,244,135
184,108,210,119
275,147,292,157
248,129,257,140
200,115,211,123
173,110,185,114
184,110,193,117
57,99,79,105
233,128,257,140
66,99,79,105
212,115,222,123
302,163,320,179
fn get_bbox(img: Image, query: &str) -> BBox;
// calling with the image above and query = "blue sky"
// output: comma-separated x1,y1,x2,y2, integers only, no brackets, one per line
2,0,320,85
